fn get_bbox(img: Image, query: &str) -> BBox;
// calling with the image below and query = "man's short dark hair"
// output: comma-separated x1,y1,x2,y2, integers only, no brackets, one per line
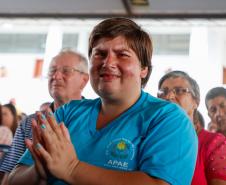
88,17,153,88
205,87,226,108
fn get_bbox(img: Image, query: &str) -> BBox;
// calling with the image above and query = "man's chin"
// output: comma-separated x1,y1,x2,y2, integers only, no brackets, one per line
216,120,226,128
97,86,118,95
51,92,64,99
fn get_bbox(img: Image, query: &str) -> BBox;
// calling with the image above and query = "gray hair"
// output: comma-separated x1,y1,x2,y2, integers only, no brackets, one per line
52,48,88,74
158,70,200,105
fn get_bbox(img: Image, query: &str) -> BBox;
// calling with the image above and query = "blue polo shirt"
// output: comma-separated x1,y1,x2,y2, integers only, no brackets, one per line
19,91,198,185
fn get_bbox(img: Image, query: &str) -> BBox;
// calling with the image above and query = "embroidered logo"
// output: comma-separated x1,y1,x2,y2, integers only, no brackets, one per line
105,138,135,170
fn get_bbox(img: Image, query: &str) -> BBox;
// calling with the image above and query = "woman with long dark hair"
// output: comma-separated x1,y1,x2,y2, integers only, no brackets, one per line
2,103,18,136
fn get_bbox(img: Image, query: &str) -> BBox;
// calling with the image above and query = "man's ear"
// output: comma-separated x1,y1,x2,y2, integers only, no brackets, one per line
80,74,89,90
140,66,148,79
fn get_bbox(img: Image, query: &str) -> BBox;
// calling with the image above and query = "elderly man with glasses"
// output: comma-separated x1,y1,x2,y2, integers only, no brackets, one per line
0,49,89,185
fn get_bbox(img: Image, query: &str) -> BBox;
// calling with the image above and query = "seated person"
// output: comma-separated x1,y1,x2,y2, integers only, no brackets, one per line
0,126,13,159
158,70,226,185
0,104,13,159
9,18,197,185
1,103,18,136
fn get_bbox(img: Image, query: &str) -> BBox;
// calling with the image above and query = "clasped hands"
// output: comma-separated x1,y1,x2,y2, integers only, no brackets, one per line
25,108,79,182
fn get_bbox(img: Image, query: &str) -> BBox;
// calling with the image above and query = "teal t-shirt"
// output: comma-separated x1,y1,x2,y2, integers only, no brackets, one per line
19,91,198,185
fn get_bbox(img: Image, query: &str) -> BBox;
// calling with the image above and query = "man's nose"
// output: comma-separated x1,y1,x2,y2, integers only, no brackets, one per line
51,69,63,79
103,53,116,67
165,89,176,100
216,108,224,117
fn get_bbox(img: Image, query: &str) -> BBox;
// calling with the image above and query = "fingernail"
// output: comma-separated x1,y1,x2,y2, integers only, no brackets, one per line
41,114,46,120
40,124,46,129
48,111,53,116
36,143,42,149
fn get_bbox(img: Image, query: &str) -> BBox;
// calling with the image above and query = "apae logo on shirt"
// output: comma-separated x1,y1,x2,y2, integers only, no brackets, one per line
105,138,135,170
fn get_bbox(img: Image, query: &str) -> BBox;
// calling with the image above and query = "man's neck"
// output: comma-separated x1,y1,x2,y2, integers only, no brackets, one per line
97,92,141,129
54,95,83,110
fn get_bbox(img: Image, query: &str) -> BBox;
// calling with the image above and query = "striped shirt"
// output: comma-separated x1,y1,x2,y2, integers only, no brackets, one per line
0,102,54,173
0,114,34,172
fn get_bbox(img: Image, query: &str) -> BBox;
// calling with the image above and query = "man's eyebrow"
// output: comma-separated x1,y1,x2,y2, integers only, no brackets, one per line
92,48,105,52
115,48,131,52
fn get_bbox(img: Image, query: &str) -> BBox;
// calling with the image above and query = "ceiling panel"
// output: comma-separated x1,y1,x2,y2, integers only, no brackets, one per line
148,0,226,14
0,0,225,18
0,0,126,15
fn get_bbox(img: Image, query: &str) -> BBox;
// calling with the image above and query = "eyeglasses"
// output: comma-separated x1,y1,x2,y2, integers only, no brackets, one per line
48,66,84,77
157,87,194,98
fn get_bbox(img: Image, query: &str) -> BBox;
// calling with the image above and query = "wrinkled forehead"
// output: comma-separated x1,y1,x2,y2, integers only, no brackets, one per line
160,76,192,88
93,36,130,50
207,96,226,108
50,53,80,67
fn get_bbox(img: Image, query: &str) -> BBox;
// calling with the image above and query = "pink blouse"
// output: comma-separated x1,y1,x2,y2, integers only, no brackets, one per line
191,129,226,185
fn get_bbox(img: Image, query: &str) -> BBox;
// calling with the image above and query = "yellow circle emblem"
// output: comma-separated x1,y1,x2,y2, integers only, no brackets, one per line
117,141,126,150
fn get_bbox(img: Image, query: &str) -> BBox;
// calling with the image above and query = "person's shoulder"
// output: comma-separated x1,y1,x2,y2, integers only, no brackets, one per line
27,113,37,119
201,130,226,179
140,92,191,132
143,92,185,115
65,98,99,109
200,129,226,152
200,129,225,142
56,98,100,117
143,91,176,106
70,98,98,105
20,113,36,121
54,98,100,124
19,113,37,130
